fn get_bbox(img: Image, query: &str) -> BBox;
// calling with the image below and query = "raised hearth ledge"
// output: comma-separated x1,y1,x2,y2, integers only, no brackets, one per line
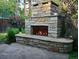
16,34,73,44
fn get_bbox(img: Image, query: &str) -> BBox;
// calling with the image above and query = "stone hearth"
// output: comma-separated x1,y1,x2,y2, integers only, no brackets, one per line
16,34,73,53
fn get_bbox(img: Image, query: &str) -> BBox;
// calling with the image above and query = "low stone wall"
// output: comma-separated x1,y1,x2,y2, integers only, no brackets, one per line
16,34,73,53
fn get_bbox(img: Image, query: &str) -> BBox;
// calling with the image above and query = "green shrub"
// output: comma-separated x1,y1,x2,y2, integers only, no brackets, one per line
11,28,19,34
7,29,16,44
19,27,22,32
21,28,25,33
0,34,7,42
69,51,78,59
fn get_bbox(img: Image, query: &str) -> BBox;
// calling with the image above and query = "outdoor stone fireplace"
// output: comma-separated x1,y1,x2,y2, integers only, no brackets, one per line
16,0,73,53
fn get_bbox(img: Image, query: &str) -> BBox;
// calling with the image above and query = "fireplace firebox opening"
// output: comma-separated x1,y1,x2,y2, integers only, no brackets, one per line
31,26,48,36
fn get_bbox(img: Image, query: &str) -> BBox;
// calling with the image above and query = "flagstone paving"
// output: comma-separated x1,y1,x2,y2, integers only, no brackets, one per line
0,43,69,59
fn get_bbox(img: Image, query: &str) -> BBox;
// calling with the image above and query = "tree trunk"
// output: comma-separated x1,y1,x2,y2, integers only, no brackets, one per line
24,0,27,16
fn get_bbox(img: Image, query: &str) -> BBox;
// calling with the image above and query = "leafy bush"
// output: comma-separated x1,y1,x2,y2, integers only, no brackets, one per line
11,28,19,34
69,51,78,59
0,34,7,43
7,29,16,44
21,28,25,33
6,28,25,44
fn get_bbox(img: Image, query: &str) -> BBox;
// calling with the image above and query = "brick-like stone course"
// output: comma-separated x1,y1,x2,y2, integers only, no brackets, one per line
25,16,63,38
16,35,73,53
31,1,58,17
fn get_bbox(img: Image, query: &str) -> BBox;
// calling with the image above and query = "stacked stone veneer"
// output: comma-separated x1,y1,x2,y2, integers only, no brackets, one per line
31,1,58,17
25,15,63,37
16,35,73,53
25,0,62,37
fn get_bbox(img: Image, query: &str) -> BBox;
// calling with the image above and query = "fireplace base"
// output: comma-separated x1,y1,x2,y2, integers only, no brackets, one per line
16,34,73,53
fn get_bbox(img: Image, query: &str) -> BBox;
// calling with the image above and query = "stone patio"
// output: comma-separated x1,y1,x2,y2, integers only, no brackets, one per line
0,43,69,59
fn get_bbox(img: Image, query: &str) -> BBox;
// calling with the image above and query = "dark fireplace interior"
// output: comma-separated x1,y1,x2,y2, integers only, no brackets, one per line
31,26,48,36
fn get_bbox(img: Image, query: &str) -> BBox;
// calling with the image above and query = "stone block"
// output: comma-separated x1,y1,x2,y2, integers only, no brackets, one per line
55,43,61,48
59,48,64,53
32,39,40,43
16,40,24,44
48,33,58,38
16,37,23,41
39,41,49,46
37,44,49,49
48,43,55,47
24,39,30,45
63,45,69,48
50,47,59,52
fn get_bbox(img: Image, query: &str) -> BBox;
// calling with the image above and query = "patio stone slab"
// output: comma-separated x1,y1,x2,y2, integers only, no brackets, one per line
0,43,69,59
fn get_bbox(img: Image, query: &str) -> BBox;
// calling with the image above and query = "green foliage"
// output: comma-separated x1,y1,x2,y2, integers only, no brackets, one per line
21,28,25,33
0,0,16,17
10,28,19,34
18,0,32,20
20,15,28,20
0,33,7,42
6,27,25,44
69,51,78,59
28,10,32,17
7,29,16,44
19,8,25,20
53,0,60,5
18,27,25,33
59,0,77,14
19,8,29,20
59,0,78,38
